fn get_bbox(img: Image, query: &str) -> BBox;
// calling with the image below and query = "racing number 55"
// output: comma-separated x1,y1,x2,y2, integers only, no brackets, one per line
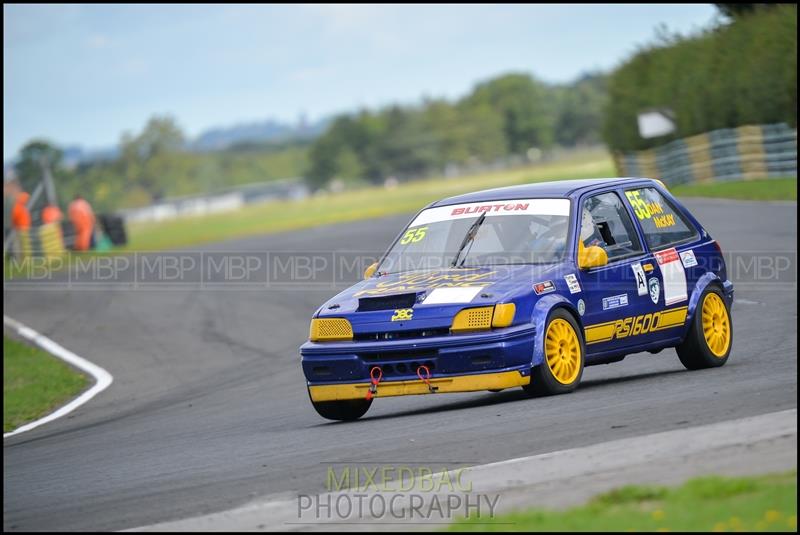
400,226,428,245
624,190,651,220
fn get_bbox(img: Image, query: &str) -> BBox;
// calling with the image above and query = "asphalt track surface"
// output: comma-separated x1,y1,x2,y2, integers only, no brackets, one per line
3,198,797,531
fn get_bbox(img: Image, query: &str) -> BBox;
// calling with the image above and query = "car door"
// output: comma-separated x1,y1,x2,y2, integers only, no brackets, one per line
620,185,704,343
574,190,662,355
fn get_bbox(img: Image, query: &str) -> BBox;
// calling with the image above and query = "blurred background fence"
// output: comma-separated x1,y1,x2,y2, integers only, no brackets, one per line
118,178,309,224
613,123,797,186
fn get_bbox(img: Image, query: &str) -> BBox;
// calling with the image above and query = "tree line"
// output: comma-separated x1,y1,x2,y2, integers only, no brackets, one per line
306,72,607,190
604,3,796,151
13,72,607,209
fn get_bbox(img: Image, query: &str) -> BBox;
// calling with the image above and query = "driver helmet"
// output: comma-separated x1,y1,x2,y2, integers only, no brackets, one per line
580,208,596,242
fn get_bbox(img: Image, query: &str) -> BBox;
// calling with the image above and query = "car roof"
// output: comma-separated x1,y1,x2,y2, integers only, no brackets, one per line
430,177,657,207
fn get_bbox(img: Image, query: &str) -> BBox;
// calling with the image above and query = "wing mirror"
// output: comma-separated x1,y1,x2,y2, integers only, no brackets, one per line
364,262,378,279
578,244,608,270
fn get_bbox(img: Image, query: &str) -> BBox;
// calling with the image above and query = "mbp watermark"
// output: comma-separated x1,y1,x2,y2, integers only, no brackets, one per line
293,464,502,525
4,249,795,291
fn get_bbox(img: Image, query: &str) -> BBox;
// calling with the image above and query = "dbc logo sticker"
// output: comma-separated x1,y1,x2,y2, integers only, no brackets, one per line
391,308,413,321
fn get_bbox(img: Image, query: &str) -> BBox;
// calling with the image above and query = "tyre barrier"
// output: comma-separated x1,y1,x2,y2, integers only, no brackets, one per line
9,223,65,259
614,123,797,186
98,213,128,247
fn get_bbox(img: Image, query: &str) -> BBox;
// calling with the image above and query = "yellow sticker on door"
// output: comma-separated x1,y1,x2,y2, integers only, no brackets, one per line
584,306,688,344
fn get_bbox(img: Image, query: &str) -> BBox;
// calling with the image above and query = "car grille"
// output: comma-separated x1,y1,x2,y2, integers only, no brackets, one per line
354,327,450,342
359,349,438,377
358,293,418,311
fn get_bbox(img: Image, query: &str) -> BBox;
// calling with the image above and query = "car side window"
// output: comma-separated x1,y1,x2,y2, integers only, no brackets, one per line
624,188,698,250
580,192,644,261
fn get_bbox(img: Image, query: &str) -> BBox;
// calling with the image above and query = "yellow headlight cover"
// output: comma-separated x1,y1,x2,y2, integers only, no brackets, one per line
491,303,516,328
309,318,353,341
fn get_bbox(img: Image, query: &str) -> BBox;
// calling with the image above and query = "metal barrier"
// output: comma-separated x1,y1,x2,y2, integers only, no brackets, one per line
614,123,797,185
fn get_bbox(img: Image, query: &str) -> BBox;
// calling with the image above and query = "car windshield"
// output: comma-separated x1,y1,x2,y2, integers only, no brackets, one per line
377,198,571,274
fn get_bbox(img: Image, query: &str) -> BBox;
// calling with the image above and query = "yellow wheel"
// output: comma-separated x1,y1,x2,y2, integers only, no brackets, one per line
677,285,732,369
701,293,731,357
525,308,584,396
545,318,582,384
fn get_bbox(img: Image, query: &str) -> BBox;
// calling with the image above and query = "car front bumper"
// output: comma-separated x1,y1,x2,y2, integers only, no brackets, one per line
307,369,530,402
301,323,535,401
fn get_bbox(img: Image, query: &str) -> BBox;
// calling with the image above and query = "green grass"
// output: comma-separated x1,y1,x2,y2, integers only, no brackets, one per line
449,471,797,532
671,178,797,201
3,336,89,433
125,149,614,251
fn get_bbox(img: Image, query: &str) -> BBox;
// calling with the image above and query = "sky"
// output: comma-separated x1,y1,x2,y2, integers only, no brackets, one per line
3,4,720,160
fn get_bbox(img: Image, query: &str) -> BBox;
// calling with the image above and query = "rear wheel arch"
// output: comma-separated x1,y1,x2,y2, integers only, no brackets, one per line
684,272,727,341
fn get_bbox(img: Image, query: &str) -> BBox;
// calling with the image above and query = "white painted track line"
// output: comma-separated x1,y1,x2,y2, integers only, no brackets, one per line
4,315,113,439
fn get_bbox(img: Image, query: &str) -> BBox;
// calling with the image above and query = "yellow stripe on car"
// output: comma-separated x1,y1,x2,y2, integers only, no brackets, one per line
657,307,689,330
584,306,688,345
584,320,618,344
308,370,530,402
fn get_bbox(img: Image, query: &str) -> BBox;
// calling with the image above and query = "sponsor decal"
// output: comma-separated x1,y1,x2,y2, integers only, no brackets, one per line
655,248,679,264
354,269,497,297
648,277,661,305
409,198,570,226
680,249,698,268
577,299,586,316
391,308,413,321
422,287,483,304
631,262,648,296
643,262,655,273
564,273,581,294
602,293,629,311
533,280,556,295
655,247,688,305
584,306,688,344
451,203,531,216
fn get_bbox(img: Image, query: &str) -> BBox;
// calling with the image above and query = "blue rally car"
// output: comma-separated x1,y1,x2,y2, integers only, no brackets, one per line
300,178,733,420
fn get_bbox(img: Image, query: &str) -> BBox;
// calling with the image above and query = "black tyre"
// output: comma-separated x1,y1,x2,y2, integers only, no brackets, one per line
523,308,585,396
98,213,128,246
309,395,372,421
676,285,732,370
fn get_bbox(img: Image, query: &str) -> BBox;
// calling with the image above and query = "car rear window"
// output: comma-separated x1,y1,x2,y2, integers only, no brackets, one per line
624,187,698,250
